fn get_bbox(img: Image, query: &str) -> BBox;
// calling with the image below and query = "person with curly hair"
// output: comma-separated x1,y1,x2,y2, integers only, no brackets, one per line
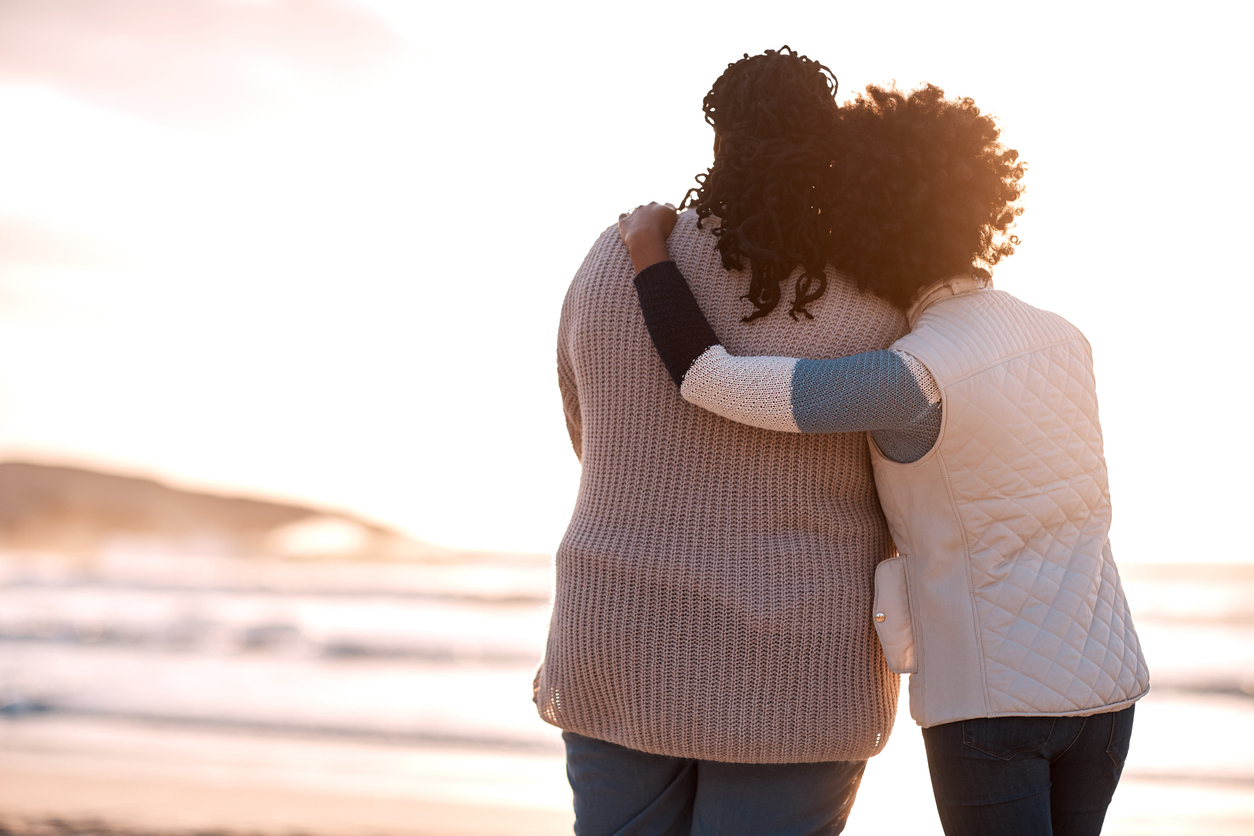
538,48,912,834
619,84,1149,836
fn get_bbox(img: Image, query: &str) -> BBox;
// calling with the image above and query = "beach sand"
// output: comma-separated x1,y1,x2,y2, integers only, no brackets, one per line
3,688,1252,836
0,715,571,836
2,558,1251,835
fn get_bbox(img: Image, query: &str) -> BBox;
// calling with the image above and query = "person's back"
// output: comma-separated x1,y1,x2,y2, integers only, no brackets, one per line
538,209,907,763
870,280,1149,728
614,80,1148,835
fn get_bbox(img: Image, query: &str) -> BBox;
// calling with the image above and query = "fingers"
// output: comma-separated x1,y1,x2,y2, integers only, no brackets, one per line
618,202,678,247
622,202,675,216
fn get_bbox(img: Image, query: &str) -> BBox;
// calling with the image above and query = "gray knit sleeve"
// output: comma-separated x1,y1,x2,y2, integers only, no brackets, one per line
789,350,941,463
676,345,941,463
633,259,940,462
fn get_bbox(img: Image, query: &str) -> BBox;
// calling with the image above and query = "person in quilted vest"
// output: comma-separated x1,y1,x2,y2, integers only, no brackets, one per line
618,84,1149,836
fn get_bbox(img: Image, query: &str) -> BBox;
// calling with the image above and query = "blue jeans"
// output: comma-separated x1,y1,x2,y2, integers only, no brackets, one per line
921,705,1136,836
562,731,867,836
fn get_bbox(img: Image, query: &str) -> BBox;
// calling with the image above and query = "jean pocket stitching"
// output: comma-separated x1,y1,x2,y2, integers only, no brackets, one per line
962,718,1055,761
1105,707,1134,770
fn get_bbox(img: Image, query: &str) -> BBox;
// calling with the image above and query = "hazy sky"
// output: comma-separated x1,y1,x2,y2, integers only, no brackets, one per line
0,0,1248,558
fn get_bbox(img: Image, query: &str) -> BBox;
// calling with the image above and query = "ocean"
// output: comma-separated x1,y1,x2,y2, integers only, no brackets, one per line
0,551,1251,835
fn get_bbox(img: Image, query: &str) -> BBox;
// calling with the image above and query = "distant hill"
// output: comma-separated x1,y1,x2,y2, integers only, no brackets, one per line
0,461,444,560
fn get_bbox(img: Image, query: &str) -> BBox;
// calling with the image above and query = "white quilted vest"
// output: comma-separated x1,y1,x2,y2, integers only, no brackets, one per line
869,277,1150,728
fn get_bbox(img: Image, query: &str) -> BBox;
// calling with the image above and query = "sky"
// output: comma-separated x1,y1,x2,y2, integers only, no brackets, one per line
0,0,1249,559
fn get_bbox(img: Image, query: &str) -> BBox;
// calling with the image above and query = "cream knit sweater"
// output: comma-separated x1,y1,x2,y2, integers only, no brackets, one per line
536,211,907,763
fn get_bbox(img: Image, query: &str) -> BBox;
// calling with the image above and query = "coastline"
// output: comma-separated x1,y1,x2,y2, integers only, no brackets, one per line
1,557,1250,835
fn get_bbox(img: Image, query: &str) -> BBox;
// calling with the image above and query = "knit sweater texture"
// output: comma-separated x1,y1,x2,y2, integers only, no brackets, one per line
537,210,908,764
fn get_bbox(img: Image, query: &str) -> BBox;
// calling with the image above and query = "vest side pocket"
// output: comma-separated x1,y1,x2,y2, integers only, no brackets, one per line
873,556,917,674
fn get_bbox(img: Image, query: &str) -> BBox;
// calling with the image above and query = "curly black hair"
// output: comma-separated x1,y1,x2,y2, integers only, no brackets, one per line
681,49,1026,318
827,84,1027,311
680,46,841,321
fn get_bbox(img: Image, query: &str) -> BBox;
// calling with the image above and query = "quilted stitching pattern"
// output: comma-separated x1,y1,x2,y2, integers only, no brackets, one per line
887,289,1148,720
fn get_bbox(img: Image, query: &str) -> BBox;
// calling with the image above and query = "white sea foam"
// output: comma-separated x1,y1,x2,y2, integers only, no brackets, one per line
0,553,1251,834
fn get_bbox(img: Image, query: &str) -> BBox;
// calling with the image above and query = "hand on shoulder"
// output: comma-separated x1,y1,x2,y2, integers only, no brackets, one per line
618,202,677,274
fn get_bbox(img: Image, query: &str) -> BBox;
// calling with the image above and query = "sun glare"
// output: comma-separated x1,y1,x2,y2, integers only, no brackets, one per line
0,0,1248,558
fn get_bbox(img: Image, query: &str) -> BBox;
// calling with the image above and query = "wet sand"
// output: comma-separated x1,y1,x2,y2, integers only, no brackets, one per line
0,716,571,836
3,688,1253,836
2,557,1251,835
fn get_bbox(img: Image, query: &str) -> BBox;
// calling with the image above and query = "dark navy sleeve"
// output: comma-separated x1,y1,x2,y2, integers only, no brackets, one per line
631,260,941,463
633,261,720,388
